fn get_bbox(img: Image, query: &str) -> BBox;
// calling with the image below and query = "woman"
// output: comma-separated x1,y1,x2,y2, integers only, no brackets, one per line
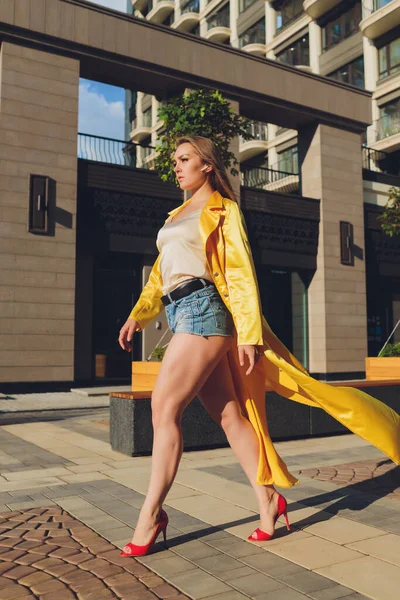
118,136,400,557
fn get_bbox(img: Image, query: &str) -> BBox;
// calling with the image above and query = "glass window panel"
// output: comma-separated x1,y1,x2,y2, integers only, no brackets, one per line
239,19,265,47
390,38,400,69
379,46,388,75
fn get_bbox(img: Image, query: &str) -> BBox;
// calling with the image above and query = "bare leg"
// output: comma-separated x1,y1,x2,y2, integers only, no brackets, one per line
131,333,232,546
198,353,279,534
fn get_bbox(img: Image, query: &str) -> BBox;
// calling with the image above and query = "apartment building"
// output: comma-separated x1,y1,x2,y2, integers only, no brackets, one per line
128,0,400,182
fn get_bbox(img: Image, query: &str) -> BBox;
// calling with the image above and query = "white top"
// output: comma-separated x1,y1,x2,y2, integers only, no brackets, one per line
156,208,213,295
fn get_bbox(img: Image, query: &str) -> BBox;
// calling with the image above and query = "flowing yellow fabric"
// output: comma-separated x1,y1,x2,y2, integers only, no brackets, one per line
129,191,400,487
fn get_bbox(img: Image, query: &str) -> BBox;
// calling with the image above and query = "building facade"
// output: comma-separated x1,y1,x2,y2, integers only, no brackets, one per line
128,0,400,368
0,0,398,389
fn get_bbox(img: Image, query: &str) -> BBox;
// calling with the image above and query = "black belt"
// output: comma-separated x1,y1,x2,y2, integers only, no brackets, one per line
161,278,214,306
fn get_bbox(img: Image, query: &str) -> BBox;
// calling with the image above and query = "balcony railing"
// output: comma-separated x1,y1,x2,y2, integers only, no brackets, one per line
377,112,400,140
181,0,199,14
239,121,268,144
241,165,298,188
362,145,400,175
78,133,155,169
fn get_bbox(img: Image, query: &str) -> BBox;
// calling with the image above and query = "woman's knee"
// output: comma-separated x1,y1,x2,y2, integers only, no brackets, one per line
220,404,244,435
151,392,183,430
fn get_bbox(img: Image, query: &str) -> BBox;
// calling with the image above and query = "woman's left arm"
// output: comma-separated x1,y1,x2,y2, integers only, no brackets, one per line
222,201,264,372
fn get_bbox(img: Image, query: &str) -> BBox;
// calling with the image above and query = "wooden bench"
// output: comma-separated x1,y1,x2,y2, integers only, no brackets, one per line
109,363,400,456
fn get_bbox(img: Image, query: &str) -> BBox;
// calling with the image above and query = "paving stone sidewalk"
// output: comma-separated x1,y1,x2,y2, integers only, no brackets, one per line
0,411,398,600
0,506,187,600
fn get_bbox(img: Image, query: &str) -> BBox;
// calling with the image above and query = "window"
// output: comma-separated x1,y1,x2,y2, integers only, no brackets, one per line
328,56,365,89
142,107,152,128
277,146,298,174
379,38,400,79
276,35,309,67
141,0,153,17
207,4,230,29
181,0,199,14
239,19,265,47
276,0,303,32
373,0,394,11
378,98,400,139
322,1,361,52
239,0,257,13
161,12,174,26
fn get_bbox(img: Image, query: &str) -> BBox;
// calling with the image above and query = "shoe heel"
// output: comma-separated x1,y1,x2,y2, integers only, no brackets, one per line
284,510,291,531
162,526,168,549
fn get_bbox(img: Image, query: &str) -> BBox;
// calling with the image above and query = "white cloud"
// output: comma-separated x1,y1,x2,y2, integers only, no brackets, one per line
78,80,125,140
89,0,128,12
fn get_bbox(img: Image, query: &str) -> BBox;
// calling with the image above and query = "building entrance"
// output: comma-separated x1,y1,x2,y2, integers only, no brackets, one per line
93,254,141,380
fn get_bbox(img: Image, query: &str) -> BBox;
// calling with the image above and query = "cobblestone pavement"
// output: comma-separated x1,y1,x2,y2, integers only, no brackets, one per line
300,460,400,500
0,506,187,600
0,410,398,600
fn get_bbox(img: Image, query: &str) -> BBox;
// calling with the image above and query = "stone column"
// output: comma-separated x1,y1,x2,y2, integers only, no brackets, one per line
309,21,322,74
0,42,80,384
229,0,239,48
298,123,368,378
363,36,379,145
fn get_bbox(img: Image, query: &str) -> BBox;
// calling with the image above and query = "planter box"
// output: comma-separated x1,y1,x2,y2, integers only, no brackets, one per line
365,357,400,381
131,361,160,391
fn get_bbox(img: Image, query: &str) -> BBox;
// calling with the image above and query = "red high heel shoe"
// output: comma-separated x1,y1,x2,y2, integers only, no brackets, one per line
248,494,290,541
120,509,169,557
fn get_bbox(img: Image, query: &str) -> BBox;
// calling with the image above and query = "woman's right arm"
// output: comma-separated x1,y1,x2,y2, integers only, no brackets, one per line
118,254,164,351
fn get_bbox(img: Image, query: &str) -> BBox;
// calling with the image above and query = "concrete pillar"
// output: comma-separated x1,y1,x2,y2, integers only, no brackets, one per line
309,21,322,74
298,123,368,377
230,0,239,48
0,42,79,384
363,36,379,145
265,1,276,45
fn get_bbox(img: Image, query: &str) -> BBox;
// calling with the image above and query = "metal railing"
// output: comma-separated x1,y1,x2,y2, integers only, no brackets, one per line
362,146,388,171
181,0,200,14
241,165,298,188
78,133,155,169
362,145,400,176
239,121,268,144
376,113,400,140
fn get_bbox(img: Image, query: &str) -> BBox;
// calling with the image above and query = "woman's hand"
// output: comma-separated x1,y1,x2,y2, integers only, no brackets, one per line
238,345,262,376
118,318,140,352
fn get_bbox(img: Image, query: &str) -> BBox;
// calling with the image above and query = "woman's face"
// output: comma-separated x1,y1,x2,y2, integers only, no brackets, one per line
173,143,208,191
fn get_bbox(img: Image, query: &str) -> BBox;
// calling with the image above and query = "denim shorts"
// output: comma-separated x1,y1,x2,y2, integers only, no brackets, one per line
165,284,234,337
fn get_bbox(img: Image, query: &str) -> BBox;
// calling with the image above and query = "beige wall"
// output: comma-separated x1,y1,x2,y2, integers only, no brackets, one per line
0,42,79,383
299,124,368,374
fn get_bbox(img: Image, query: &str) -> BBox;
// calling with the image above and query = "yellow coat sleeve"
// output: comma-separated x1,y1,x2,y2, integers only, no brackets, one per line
222,201,264,347
128,254,164,330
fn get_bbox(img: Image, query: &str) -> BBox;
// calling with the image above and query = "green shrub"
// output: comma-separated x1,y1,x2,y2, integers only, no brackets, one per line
152,346,167,361
378,187,400,238
379,343,400,357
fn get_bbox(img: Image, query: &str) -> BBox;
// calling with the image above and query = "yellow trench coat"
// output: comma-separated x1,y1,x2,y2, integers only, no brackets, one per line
129,191,400,487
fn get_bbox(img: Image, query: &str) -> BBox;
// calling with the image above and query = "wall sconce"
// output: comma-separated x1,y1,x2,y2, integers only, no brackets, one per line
340,221,354,266
29,175,55,235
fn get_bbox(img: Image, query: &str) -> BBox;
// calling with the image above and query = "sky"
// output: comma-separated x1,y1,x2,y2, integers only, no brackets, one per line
78,1,129,140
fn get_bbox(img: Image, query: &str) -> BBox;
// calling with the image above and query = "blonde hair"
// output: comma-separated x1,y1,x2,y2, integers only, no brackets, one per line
174,136,237,203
